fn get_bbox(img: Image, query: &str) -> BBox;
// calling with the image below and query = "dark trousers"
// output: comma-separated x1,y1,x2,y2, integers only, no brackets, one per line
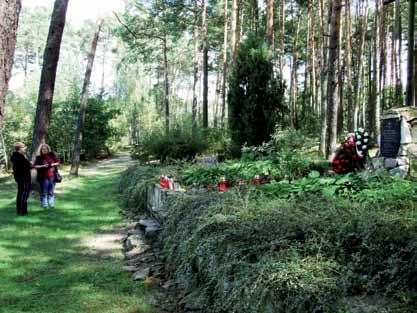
16,179,31,215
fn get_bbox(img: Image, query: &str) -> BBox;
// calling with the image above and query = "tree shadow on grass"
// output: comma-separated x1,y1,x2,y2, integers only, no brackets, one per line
0,158,157,313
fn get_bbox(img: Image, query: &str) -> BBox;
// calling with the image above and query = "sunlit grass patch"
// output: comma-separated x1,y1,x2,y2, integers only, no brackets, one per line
0,158,157,313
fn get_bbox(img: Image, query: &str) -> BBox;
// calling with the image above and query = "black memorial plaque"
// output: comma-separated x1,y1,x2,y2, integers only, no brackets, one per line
380,118,401,157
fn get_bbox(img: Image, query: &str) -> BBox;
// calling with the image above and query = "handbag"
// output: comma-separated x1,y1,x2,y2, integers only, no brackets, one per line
54,166,63,183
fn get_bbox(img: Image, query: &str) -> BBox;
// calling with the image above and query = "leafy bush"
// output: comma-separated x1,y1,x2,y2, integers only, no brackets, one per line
1,93,35,170
48,97,121,160
131,126,208,163
181,160,281,186
181,129,329,186
260,172,417,209
228,34,285,157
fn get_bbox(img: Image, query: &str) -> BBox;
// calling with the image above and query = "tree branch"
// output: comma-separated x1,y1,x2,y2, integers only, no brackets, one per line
113,12,139,39
113,12,165,41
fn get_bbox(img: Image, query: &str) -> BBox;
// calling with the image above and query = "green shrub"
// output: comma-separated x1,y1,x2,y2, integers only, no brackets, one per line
1,93,35,170
159,190,417,312
228,34,285,157
132,126,208,163
48,97,120,161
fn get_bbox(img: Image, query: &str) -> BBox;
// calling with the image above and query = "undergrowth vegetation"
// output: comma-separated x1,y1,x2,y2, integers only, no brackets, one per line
130,124,229,163
120,129,417,312
160,190,417,312
182,129,329,186
120,162,417,312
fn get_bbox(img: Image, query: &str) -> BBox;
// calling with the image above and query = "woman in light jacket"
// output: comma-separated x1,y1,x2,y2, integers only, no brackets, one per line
33,144,60,208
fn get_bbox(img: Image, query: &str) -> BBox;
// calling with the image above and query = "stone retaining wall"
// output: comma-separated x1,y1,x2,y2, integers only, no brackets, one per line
372,156,410,177
146,184,184,222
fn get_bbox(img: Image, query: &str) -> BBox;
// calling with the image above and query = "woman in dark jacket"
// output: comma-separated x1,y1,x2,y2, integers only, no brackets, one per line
34,144,60,208
11,142,32,216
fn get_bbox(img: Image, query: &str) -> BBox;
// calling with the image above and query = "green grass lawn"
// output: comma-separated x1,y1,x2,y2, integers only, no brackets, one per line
0,157,157,313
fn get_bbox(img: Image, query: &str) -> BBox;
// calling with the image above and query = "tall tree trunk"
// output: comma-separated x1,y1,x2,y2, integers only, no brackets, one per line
353,0,369,130
99,30,110,98
213,68,221,127
372,0,382,139
345,0,354,131
231,0,239,62
414,31,417,107
163,34,170,133
70,20,102,176
367,45,374,132
279,0,285,74
319,0,330,156
391,3,396,105
405,0,415,106
192,0,200,136
380,7,387,111
395,0,402,104
202,0,209,128
290,14,301,128
31,0,69,158
337,27,344,137
252,0,259,34
221,0,228,129
266,0,274,49
325,0,342,159
303,5,310,111
309,0,318,114
0,0,22,131
23,45,29,82
0,129,8,170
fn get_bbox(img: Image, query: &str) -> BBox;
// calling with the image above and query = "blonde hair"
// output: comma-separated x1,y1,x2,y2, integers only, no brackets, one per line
38,144,51,156
14,142,26,152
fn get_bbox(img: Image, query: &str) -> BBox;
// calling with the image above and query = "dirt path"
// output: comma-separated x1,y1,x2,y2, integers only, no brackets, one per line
80,154,134,259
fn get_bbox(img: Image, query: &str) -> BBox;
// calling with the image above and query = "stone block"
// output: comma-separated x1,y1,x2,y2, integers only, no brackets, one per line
385,158,398,169
129,234,146,248
375,167,386,174
123,265,139,272
125,252,157,265
124,239,133,251
398,145,408,156
125,245,151,259
389,166,409,178
145,225,162,239
408,143,417,157
128,228,142,236
138,218,161,230
372,157,384,169
397,157,409,166
132,267,150,281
